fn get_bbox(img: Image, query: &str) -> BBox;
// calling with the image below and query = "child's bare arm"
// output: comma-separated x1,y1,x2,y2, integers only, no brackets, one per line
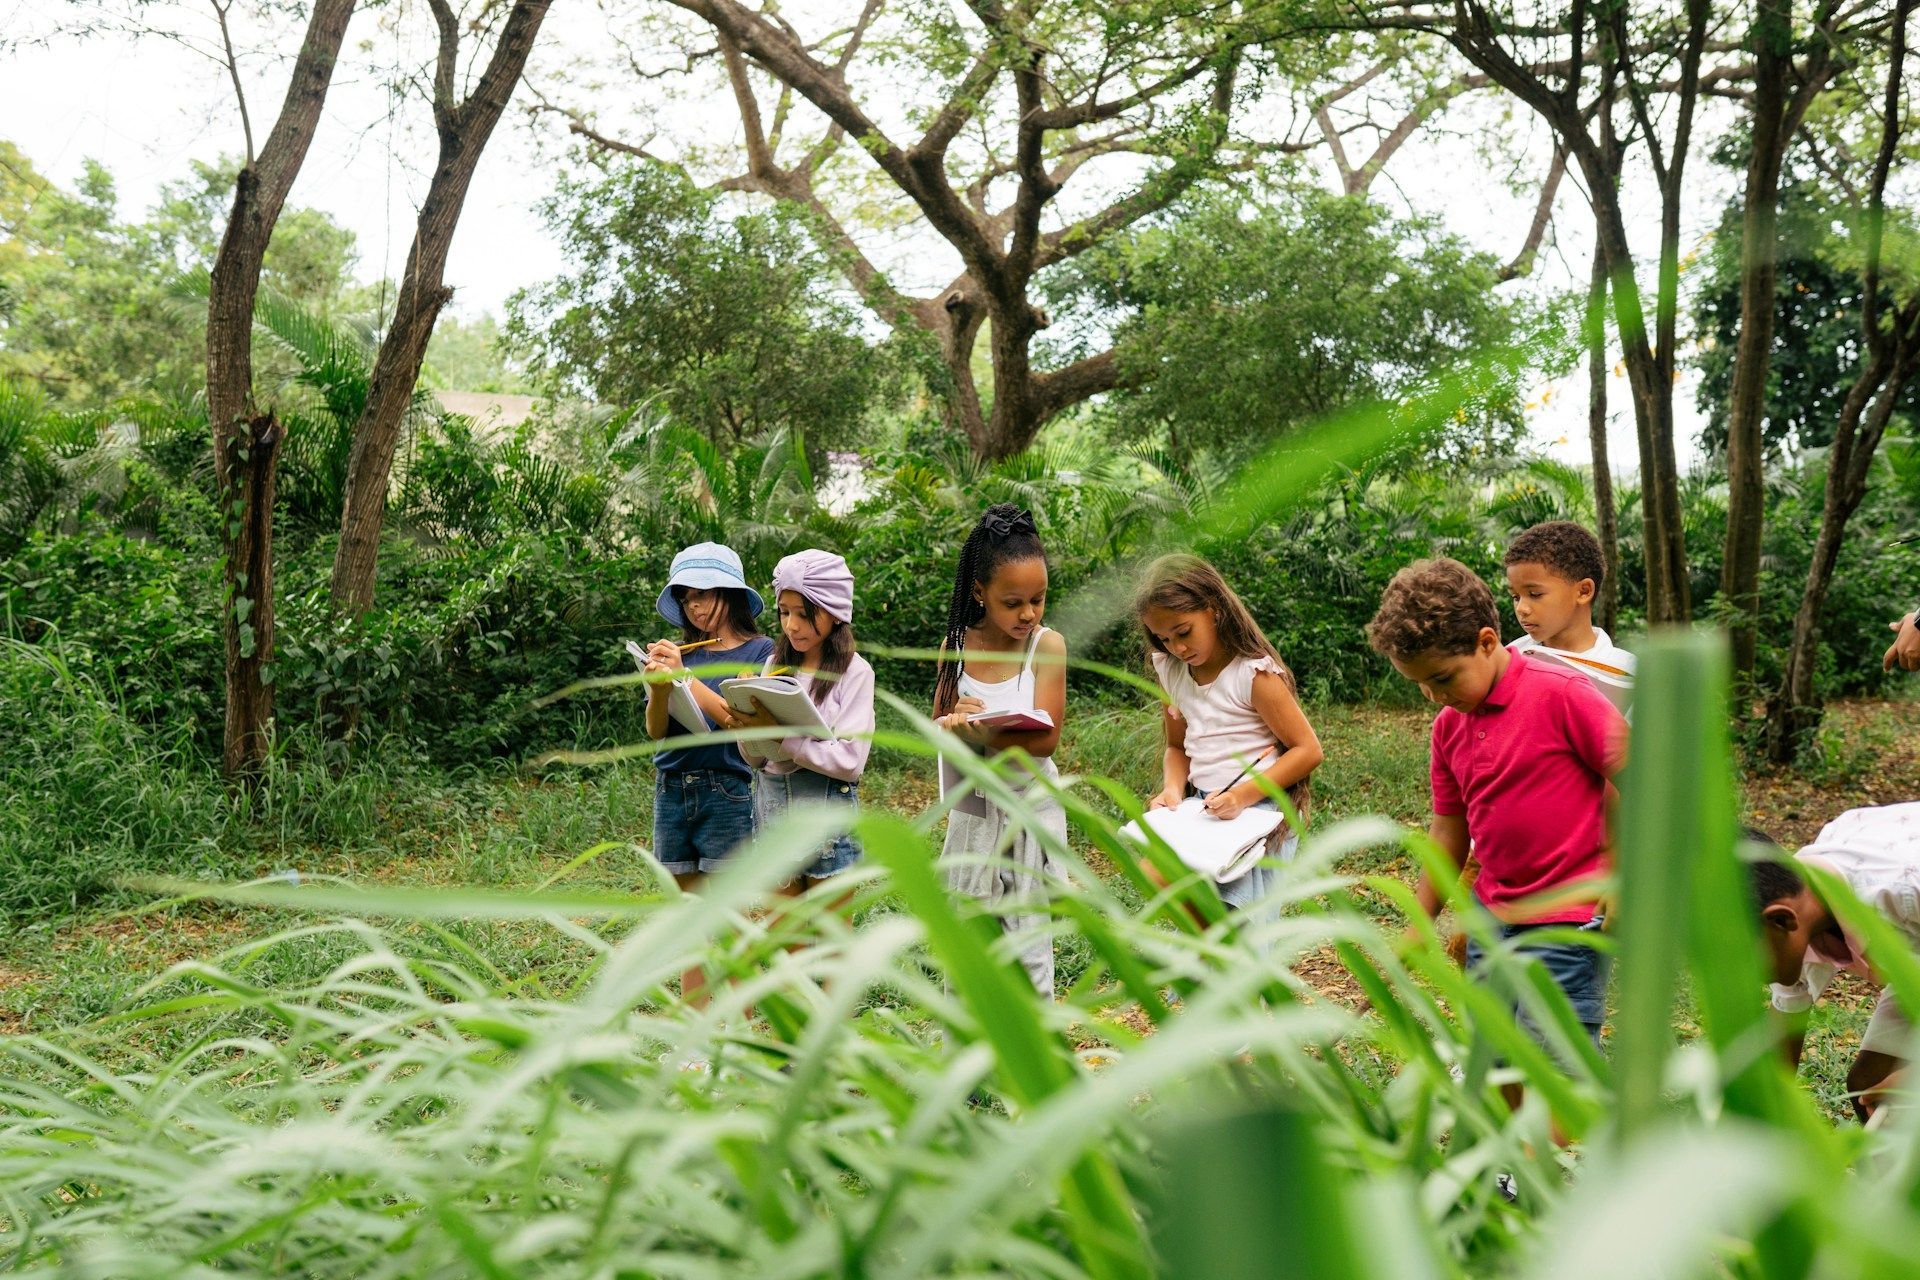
1203,669,1324,820
1151,707,1190,809
1412,812,1471,927
685,676,736,727
644,669,671,741
643,649,677,741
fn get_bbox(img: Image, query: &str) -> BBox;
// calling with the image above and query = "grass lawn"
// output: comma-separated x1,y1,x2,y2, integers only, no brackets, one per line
2,695,1915,1121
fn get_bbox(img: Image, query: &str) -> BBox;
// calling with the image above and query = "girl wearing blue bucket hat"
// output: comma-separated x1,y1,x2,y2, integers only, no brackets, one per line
643,542,773,1006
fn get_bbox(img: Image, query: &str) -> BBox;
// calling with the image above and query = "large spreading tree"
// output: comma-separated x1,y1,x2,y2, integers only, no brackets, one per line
541,1,1345,461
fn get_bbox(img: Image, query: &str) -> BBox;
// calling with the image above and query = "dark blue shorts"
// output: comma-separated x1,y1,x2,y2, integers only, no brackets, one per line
653,769,757,875
1466,916,1610,1050
753,768,862,882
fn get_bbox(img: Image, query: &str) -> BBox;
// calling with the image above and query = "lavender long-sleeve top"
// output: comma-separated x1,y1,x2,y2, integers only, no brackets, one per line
759,653,875,783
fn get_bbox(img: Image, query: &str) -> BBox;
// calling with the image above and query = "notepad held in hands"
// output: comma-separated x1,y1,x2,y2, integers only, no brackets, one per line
719,675,831,733
965,706,1054,732
1119,798,1284,884
626,640,709,736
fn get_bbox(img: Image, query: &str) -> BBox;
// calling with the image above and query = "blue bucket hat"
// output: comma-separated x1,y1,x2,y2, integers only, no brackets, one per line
656,542,764,628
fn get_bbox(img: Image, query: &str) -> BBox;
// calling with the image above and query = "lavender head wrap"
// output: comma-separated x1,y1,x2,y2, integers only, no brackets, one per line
772,549,855,624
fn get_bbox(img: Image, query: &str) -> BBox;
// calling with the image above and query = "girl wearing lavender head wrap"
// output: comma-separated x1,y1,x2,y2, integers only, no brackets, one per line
735,549,875,889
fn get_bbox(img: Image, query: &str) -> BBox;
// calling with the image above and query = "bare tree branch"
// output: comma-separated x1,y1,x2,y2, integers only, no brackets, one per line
210,0,254,164
1497,143,1568,281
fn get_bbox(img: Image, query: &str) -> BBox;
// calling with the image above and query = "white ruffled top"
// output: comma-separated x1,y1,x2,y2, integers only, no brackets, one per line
1148,651,1286,793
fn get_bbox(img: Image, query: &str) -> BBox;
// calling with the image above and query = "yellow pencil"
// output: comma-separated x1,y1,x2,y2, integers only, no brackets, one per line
676,638,722,653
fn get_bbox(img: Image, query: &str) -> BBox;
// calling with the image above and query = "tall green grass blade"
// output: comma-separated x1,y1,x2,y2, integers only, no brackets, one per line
859,811,1149,1280
1143,1101,1366,1280
1613,632,1719,1142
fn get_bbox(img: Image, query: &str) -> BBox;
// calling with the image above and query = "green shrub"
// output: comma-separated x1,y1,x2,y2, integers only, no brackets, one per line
1,528,222,743
0,637,230,914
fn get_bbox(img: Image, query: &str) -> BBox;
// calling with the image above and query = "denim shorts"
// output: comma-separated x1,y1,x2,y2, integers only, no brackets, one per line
754,768,862,881
1466,916,1610,1048
653,769,757,875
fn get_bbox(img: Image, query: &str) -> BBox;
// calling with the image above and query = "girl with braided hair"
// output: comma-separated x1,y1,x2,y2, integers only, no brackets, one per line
931,504,1070,998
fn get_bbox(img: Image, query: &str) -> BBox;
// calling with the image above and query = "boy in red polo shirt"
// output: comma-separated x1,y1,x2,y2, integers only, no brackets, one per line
1368,557,1627,1050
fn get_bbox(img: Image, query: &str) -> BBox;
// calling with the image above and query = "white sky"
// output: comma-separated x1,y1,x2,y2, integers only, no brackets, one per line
0,0,1742,474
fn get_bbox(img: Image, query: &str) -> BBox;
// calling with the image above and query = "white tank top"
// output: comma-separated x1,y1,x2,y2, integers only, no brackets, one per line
957,625,1048,713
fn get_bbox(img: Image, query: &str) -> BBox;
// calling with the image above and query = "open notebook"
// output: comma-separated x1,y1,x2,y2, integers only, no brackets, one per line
625,640,709,735
1119,799,1284,884
719,675,830,733
964,707,1054,732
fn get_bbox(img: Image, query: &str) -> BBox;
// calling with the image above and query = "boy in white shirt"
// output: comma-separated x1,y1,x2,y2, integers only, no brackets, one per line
1503,521,1635,715
1749,804,1920,1120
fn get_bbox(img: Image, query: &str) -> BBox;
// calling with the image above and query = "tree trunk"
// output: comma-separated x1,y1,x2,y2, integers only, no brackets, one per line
1587,188,1687,624
1767,348,1913,761
1586,247,1620,635
220,414,282,777
1722,5,1796,684
205,0,356,784
329,0,552,626
1764,0,1914,763
924,287,993,456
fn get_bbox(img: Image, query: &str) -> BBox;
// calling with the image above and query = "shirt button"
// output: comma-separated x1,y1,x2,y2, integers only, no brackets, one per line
1477,732,1486,740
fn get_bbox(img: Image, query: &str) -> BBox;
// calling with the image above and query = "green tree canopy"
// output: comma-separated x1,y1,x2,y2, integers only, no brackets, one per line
505,162,904,453
1045,187,1528,462
0,144,361,407
1696,177,1920,458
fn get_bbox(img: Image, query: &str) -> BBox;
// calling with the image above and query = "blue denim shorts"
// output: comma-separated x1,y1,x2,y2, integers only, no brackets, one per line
754,768,862,881
653,769,757,875
1466,916,1610,1047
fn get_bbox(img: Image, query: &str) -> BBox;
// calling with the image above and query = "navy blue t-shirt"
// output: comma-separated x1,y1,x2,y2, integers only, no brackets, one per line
655,635,776,776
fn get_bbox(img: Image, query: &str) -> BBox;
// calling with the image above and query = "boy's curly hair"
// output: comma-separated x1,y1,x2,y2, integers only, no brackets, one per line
1504,520,1606,590
1367,558,1498,661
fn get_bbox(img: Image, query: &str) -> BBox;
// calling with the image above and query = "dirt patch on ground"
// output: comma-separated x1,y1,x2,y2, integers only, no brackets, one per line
1741,699,1920,845
0,966,39,1033
1294,945,1371,1009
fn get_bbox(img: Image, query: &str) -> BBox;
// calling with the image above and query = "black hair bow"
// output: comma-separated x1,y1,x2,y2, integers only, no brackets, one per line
981,507,1037,539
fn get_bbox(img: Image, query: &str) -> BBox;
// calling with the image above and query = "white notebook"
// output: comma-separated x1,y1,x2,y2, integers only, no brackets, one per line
719,675,830,733
966,707,1054,732
1119,799,1284,884
625,640,709,735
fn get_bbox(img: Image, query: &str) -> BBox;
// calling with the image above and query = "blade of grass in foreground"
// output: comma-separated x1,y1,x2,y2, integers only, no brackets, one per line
1612,632,1720,1143
860,810,1149,1280
1143,1101,1367,1280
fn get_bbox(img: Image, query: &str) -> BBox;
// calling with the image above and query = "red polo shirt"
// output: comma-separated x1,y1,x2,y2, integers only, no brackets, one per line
1431,650,1626,924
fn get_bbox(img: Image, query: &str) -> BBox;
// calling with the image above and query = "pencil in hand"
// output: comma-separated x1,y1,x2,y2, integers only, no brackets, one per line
1204,747,1278,808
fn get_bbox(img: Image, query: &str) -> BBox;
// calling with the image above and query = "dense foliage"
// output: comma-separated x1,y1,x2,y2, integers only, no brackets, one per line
1045,188,1536,463
506,163,908,454
1694,178,1920,456
1,142,1916,919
